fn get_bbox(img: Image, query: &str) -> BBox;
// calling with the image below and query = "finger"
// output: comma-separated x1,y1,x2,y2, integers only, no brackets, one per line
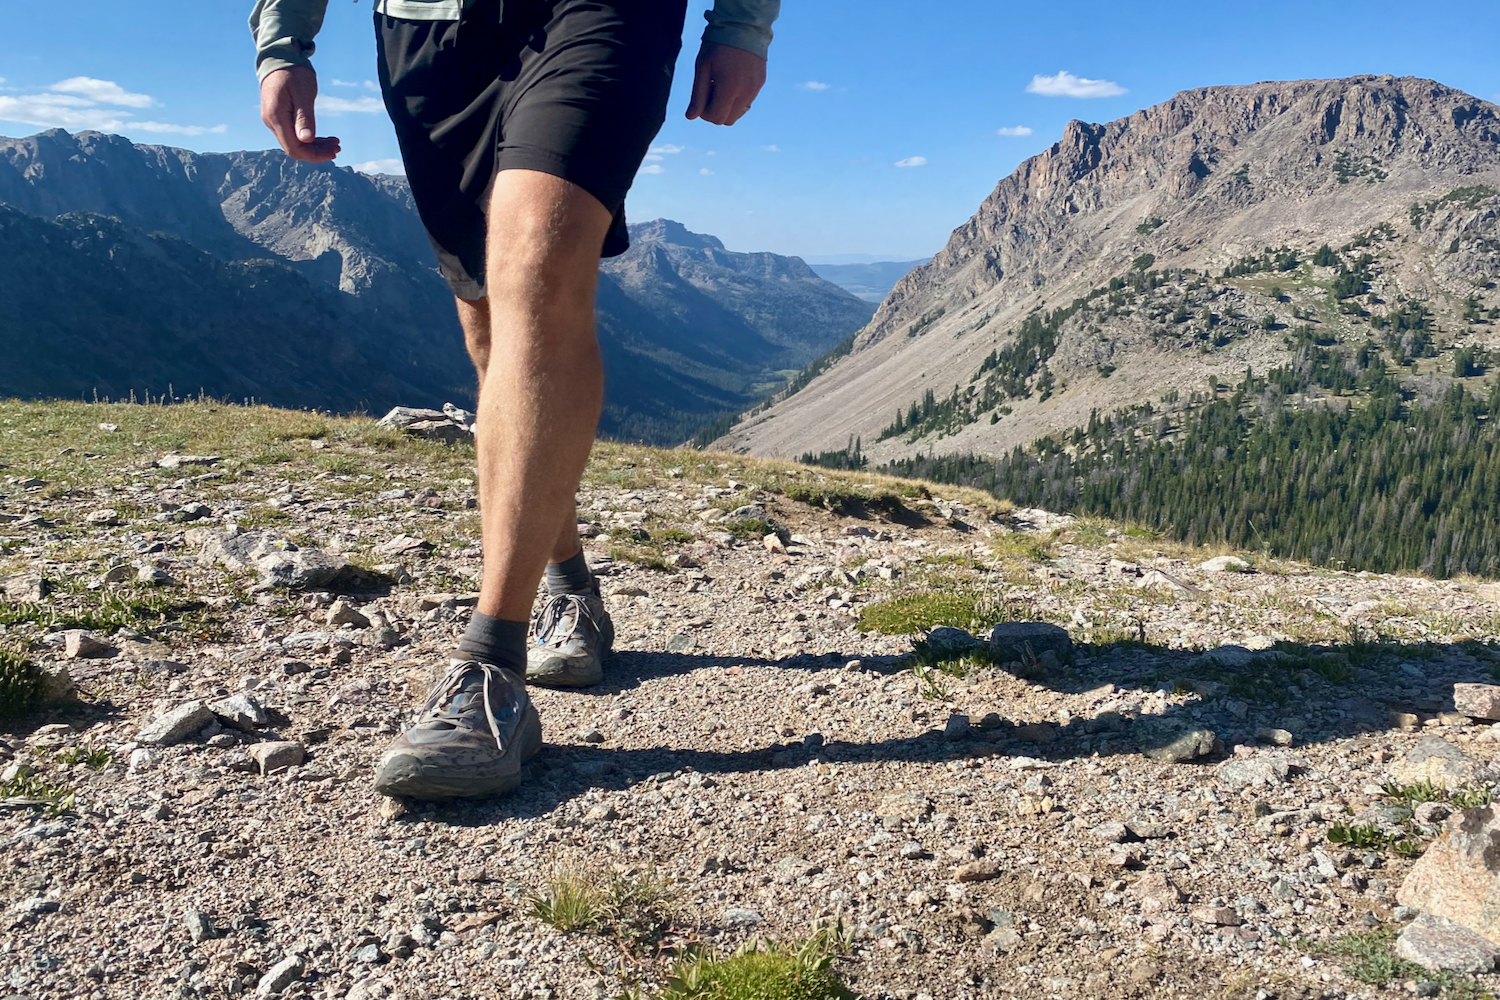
686,59,713,120
705,84,744,126
294,102,317,145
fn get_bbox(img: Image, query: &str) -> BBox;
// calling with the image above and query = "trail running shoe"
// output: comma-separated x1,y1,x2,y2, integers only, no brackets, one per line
373,659,541,799
526,591,614,688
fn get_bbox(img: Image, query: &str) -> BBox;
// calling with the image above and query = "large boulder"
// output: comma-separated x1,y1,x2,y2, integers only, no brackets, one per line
1398,805,1500,947
377,405,472,443
989,621,1072,662
1388,735,1495,789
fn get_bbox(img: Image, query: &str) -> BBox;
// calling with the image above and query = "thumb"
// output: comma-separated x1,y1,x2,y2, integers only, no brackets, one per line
294,102,316,144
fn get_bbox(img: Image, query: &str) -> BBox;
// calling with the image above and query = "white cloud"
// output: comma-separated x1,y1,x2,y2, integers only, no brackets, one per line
1026,71,1126,98
643,154,663,162
699,167,715,175
799,80,830,91
894,155,927,168
352,158,406,175
134,121,227,136
52,77,152,108
331,78,378,91
761,144,781,152
997,125,1034,137
316,95,384,114
649,143,684,155
639,163,665,175
0,79,223,136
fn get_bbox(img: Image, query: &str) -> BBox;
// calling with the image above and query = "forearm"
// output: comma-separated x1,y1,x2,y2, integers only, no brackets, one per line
249,0,330,80
703,0,781,60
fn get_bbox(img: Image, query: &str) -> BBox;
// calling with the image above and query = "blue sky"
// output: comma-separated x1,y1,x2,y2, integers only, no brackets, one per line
2,1,1497,260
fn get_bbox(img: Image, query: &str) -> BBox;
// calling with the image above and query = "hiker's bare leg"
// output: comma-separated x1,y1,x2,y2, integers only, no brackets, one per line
467,169,608,622
456,297,585,567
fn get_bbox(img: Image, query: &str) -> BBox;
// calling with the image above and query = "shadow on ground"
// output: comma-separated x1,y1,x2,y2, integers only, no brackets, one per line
416,634,1497,826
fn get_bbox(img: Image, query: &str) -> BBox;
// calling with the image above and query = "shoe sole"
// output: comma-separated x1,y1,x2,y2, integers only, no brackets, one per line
372,703,543,800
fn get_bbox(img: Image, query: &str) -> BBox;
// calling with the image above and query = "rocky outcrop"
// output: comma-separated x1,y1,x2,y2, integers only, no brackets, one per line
718,76,1500,462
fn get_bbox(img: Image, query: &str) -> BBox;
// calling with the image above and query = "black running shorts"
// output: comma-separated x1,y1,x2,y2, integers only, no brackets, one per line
375,0,688,300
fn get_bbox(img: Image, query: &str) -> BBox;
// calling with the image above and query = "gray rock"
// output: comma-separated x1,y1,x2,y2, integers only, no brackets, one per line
248,742,305,774
351,943,386,964
722,907,764,927
138,701,214,746
1454,683,1500,721
926,626,982,657
0,572,49,602
981,926,1022,953
184,909,218,943
943,714,971,741
989,621,1072,662
1145,729,1218,763
63,630,115,659
325,599,370,629
12,897,59,917
1092,821,1132,843
1389,735,1493,789
1199,555,1252,573
156,454,220,469
1256,727,1295,747
1395,914,1499,973
210,693,268,732
256,547,351,589
1202,644,1255,668
37,664,75,705
136,565,174,586
374,535,435,559
256,954,305,995
1217,757,1290,790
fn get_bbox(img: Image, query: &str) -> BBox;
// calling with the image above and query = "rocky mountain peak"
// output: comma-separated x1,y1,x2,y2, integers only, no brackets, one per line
628,217,727,251
719,75,1500,463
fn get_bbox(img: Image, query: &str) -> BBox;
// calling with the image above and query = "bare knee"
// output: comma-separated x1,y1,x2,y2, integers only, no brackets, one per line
455,296,491,379
485,171,611,321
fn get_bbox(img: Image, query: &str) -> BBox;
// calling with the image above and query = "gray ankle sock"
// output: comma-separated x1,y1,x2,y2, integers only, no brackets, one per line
545,549,594,595
458,612,529,675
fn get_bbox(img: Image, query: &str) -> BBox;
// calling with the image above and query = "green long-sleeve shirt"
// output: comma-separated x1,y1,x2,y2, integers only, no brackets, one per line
250,0,780,80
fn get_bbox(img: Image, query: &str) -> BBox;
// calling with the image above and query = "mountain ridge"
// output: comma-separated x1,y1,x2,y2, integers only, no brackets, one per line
716,75,1500,462
0,129,869,441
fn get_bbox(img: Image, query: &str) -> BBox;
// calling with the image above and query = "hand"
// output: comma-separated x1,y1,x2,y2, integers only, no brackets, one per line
260,66,341,162
685,42,766,126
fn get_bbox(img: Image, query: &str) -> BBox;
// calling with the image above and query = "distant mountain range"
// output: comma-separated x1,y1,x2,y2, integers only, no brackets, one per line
0,130,870,444
808,259,930,303
717,75,1500,465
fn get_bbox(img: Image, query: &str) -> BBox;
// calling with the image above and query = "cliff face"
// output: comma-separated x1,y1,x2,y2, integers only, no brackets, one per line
717,76,1500,461
0,132,870,440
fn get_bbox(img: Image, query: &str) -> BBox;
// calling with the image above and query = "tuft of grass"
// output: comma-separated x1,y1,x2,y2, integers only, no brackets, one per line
724,518,776,542
527,866,674,943
1299,929,1494,993
0,646,43,718
53,743,112,770
989,530,1057,563
0,588,222,643
858,589,1006,635
1327,821,1423,858
1383,779,1493,811
639,935,854,1000
653,527,695,545
0,771,76,816
608,544,672,573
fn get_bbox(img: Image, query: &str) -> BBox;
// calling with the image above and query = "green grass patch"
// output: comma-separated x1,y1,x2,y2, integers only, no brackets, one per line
1382,779,1493,812
0,770,75,816
724,518,776,542
0,588,223,644
527,866,674,943
653,527,695,545
632,932,854,1000
989,531,1056,563
1301,928,1496,996
859,589,1005,635
0,646,43,718
52,743,112,769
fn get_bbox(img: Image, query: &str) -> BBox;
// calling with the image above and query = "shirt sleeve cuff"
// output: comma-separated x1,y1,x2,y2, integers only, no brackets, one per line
701,22,772,60
255,39,315,81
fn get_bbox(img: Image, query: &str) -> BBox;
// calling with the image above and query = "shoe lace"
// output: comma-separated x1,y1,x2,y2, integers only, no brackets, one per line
418,660,510,750
533,593,601,647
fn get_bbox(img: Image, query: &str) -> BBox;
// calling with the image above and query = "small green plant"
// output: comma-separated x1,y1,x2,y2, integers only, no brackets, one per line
1327,821,1422,857
53,743,112,769
1382,779,1493,811
858,589,1006,635
0,771,76,816
1135,217,1164,236
527,866,674,943
643,937,855,1000
653,527,695,545
0,646,43,718
724,518,776,541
